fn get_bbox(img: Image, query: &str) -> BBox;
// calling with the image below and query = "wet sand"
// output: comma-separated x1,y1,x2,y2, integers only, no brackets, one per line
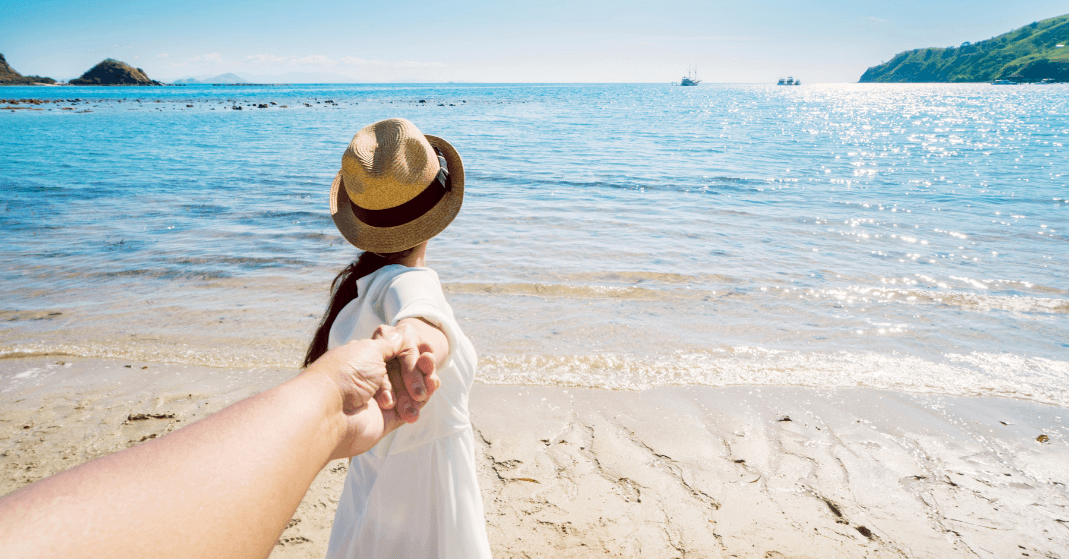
2,356,1067,558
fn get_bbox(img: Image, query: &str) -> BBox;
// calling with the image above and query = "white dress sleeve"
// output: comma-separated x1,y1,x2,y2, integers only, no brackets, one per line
382,269,462,371
371,268,476,456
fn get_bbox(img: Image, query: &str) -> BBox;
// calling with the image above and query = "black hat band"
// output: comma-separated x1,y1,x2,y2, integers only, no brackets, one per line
350,147,451,229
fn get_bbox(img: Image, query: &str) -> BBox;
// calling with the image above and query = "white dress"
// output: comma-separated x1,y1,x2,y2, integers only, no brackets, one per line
324,265,491,559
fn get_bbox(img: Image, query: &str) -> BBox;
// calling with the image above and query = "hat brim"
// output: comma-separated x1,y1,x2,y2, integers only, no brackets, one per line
331,134,464,253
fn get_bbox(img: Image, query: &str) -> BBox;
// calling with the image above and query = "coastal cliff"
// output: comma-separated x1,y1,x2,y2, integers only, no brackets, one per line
860,13,1069,82
0,53,56,85
69,59,161,86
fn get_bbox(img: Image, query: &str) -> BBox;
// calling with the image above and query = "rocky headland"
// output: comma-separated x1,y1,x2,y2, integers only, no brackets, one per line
69,59,161,86
0,53,56,85
860,13,1069,83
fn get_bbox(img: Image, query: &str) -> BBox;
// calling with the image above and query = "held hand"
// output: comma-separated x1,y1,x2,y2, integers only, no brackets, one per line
373,322,442,424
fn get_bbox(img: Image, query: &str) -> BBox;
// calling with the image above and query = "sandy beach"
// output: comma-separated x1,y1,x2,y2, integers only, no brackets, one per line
2,355,1066,558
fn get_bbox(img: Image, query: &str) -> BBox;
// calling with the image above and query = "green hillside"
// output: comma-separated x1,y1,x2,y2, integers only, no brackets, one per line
860,14,1069,82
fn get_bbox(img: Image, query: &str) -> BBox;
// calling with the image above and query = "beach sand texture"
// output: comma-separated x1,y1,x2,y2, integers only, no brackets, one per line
2,357,1066,558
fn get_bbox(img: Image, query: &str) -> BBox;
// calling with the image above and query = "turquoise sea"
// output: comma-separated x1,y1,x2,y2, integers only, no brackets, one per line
1,83,1067,404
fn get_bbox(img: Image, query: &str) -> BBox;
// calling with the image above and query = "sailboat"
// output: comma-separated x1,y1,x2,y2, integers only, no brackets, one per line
681,67,701,86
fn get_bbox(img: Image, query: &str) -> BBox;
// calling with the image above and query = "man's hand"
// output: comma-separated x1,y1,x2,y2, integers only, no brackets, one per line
302,324,443,459
302,334,405,459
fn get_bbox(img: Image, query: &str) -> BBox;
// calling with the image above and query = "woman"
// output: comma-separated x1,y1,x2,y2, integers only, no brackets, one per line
305,118,491,558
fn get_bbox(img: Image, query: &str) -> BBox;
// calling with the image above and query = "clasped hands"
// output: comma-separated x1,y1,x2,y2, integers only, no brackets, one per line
304,321,444,459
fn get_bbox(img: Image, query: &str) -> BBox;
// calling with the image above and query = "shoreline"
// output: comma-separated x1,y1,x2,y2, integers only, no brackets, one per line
2,356,1067,557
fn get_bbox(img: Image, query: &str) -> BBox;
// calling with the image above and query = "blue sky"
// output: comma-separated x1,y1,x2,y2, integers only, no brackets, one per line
1,0,1065,82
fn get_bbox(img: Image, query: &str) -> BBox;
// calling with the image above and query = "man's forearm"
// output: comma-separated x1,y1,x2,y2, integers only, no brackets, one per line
0,371,344,559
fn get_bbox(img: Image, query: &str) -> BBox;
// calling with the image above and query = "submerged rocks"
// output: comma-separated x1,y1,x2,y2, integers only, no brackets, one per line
0,53,56,85
69,59,161,86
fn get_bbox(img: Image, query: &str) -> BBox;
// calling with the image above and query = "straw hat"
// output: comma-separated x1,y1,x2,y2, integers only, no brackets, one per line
330,118,465,253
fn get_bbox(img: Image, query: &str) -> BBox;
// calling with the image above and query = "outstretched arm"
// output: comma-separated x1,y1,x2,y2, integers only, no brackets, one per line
0,333,416,559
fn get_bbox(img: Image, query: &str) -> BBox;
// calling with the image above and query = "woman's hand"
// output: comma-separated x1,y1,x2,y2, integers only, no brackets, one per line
372,320,446,423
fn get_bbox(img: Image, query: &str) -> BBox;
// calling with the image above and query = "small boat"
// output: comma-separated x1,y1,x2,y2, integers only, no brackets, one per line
777,76,801,85
681,67,701,86
991,79,1017,85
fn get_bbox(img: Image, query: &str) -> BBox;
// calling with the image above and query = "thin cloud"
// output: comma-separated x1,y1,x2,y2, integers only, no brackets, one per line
293,54,333,66
190,53,223,64
244,54,333,66
339,56,389,67
393,60,446,68
673,35,760,42
156,53,170,59
245,54,443,69
861,16,891,24
244,54,289,65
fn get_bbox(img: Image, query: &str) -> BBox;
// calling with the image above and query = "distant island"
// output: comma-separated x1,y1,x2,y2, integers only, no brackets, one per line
0,53,56,85
174,73,248,85
860,13,1069,83
69,59,161,86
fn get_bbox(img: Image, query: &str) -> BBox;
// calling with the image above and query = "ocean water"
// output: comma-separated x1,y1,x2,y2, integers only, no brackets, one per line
1,83,1067,405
